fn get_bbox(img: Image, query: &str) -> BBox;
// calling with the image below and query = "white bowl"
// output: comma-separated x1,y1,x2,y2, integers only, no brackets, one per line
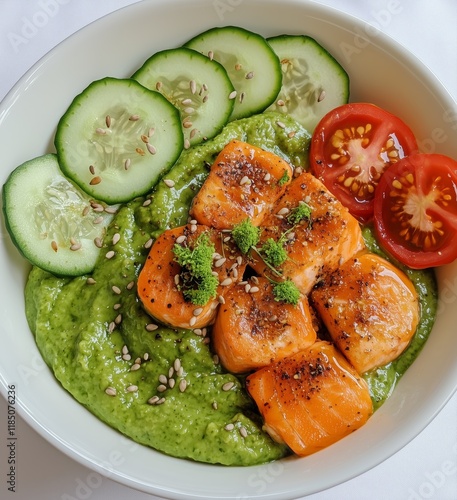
1,1,456,498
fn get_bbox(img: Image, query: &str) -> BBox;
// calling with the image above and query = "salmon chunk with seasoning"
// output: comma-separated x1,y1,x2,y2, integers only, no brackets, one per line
311,252,420,374
212,276,317,373
190,139,293,229
137,224,246,329
246,341,373,456
250,171,365,295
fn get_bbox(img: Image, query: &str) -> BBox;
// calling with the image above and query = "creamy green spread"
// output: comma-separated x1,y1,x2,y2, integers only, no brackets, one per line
25,111,437,465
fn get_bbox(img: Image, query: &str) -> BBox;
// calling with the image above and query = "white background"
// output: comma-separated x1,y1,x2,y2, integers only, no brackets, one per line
0,1,456,499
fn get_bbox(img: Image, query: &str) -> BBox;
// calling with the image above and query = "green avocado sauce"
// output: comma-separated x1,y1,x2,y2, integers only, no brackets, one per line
25,112,310,466
24,110,438,465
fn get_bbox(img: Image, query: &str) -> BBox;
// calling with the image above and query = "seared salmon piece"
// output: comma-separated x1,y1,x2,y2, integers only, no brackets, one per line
246,341,373,456
190,139,293,229
212,276,317,373
250,171,365,294
137,224,246,329
311,252,420,374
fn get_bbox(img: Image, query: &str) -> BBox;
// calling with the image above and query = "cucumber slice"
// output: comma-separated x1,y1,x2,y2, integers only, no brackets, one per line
2,154,116,276
132,47,235,149
266,35,350,132
55,77,184,204
184,26,282,121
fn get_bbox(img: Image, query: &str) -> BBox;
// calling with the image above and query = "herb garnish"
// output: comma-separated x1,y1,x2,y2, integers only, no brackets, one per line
173,232,218,305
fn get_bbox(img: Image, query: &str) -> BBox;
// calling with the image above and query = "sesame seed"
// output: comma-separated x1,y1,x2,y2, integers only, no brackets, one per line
104,206,118,214
86,277,96,285
143,353,149,361
276,121,286,129
263,172,271,182
157,384,167,393
159,374,168,385
114,313,122,325
156,397,166,405
229,90,237,100
225,423,234,431
239,426,248,438
177,366,184,377
105,386,117,397
108,322,116,333
168,367,174,378
146,323,158,332
126,281,135,290
190,80,197,94
249,286,259,294
193,307,203,316
176,235,187,244
179,379,187,392
174,358,181,371
277,207,290,216
148,396,159,405
239,176,251,186
142,198,152,207
144,238,153,249
129,114,140,121
94,237,103,248
105,250,115,259
130,363,141,371
126,385,138,392
218,295,225,304
168,378,175,389
220,278,233,287
164,179,175,188
112,285,121,295
222,381,235,391
214,257,226,268
189,316,197,327
70,242,82,251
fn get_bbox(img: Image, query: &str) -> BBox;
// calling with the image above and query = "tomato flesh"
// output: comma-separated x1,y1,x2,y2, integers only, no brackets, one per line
374,153,457,268
310,103,418,222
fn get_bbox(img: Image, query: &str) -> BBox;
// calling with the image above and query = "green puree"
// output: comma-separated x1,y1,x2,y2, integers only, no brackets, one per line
24,110,438,464
25,112,310,466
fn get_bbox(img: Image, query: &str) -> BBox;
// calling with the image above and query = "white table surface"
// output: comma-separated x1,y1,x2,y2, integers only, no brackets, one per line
1,1,456,499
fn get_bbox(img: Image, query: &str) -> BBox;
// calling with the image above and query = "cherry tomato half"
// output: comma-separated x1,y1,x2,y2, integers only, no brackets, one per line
374,153,457,269
310,103,418,222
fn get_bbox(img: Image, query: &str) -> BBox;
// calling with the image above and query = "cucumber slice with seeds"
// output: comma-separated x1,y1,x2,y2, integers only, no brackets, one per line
184,26,282,121
55,77,184,204
132,47,235,149
2,154,116,276
266,35,349,132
